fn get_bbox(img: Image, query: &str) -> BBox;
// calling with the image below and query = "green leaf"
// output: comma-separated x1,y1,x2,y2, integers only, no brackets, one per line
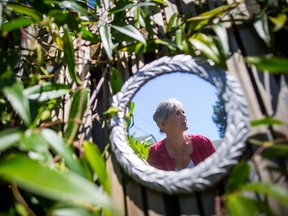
0,3,2,32
83,141,110,194
213,25,229,58
226,162,250,193
109,2,156,14
128,135,149,160
2,76,31,127
99,25,113,60
24,82,70,102
253,12,271,47
63,25,82,84
110,67,122,94
228,195,275,216
245,57,288,74
251,117,284,127
64,88,88,142
167,13,179,33
51,206,99,216
0,128,22,152
261,145,288,158
0,155,112,209
81,26,100,43
241,183,288,209
186,4,237,31
111,24,146,45
154,38,178,51
189,34,220,64
1,17,33,33
269,13,287,32
103,106,120,117
41,128,85,177
59,1,88,17
7,3,42,22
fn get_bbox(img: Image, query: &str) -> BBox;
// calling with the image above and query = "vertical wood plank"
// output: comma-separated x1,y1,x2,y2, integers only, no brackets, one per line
106,153,126,216
146,188,166,216
125,178,146,216
178,193,201,216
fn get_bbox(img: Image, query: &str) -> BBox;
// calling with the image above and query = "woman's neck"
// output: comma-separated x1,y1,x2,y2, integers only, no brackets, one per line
166,133,188,148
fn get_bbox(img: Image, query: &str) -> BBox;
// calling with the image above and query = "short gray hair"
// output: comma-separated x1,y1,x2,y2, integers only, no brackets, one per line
153,98,183,131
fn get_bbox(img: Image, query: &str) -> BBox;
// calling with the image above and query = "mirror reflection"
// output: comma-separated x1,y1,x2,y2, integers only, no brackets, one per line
128,73,226,171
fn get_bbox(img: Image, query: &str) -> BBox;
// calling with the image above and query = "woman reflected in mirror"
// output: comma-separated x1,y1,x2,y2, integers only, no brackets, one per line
147,98,216,171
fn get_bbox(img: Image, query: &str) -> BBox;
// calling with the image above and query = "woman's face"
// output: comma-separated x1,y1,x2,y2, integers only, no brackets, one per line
162,105,188,134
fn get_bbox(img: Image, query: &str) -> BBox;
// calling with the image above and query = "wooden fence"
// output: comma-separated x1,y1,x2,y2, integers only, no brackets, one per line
87,0,288,215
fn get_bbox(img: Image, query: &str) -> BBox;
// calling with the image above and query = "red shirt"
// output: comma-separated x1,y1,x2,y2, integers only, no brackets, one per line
147,134,216,171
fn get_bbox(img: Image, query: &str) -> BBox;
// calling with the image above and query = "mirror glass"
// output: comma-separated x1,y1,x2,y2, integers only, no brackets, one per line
128,73,222,146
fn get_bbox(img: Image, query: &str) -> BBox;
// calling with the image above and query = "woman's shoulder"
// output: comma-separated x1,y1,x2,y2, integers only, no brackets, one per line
187,134,210,141
149,139,166,152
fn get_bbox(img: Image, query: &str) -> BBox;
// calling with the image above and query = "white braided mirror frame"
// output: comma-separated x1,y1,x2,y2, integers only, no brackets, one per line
109,55,250,194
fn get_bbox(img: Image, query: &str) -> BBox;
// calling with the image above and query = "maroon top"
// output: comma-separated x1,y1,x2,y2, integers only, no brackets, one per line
147,134,216,171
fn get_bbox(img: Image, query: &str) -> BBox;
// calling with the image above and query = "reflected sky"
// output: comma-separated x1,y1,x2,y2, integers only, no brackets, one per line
128,72,220,142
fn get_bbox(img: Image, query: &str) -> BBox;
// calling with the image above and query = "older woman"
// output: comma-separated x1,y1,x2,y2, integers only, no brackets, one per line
147,98,216,171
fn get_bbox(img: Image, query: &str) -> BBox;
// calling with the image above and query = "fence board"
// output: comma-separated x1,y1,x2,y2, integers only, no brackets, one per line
146,188,166,216
125,178,146,216
106,153,126,216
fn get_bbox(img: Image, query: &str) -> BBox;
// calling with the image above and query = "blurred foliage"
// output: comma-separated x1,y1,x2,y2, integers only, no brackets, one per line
128,135,150,161
0,0,288,215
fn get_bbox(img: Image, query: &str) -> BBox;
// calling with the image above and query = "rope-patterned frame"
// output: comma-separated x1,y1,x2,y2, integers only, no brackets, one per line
109,55,250,194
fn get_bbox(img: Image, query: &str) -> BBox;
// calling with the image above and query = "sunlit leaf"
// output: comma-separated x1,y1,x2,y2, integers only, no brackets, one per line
253,13,271,47
128,135,149,160
167,13,179,33
59,1,88,17
103,106,120,116
269,13,287,32
1,17,33,33
99,25,113,60
81,26,100,43
241,183,288,208
83,141,110,194
41,128,86,177
245,57,288,74
175,28,184,50
64,88,88,142
251,117,284,127
7,3,42,22
63,24,82,84
109,2,155,14
214,25,229,58
0,155,112,209
155,38,178,51
0,128,22,152
186,4,238,31
189,34,220,64
228,195,275,216
51,206,99,216
134,7,146,29
2,76,31,127
226,162,250,193
24,82,70,102
111,23,146,44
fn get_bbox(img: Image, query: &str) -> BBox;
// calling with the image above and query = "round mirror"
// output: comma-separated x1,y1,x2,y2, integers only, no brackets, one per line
109,55,250,194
